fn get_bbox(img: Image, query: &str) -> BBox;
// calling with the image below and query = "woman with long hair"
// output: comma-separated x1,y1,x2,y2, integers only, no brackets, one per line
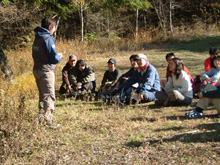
155,58,193,106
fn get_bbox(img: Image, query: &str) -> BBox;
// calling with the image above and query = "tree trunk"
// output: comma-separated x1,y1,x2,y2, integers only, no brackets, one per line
55,16,60,39
0,48,14,81
152,0,164,31
80,3,84,42
52,15,60,39
107,9,110,39
135,9,139,42
169,0,174,34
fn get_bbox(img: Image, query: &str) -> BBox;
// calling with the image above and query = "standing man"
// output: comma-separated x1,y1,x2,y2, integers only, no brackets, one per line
116,54,160,104
32,16,63,129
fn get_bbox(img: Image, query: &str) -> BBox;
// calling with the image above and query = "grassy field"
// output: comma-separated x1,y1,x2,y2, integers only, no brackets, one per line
0,35,220,164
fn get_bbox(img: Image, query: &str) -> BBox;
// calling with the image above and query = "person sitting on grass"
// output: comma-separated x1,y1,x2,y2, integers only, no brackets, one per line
204,47,219,72
69,60,96,97
166,53,192,80
155,58,193,106
186,78,220,119
100,58,121,94
59,54,77,95
161,52,192,88
200,55,220,89
112,54,139,104
114,53,160,104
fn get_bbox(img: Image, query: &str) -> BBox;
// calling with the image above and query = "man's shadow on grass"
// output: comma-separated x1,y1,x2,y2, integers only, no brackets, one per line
126,123,220,148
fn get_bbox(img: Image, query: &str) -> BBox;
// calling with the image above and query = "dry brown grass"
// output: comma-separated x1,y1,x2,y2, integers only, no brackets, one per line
1,30,220,164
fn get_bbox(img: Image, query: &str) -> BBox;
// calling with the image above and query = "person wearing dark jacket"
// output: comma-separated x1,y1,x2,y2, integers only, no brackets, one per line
100,58,121,93
59,55,77,94
115,54,160,104
113,54,138,104
32,16,62,129
69,60,96,93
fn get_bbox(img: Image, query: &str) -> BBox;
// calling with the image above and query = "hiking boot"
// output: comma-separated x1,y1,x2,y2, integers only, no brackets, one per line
46,122,62,129
186,109,204,119
38,109,45,124
45,109,53,123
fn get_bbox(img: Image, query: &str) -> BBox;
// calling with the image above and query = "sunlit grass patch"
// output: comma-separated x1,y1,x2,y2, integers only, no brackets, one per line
1,35,220,164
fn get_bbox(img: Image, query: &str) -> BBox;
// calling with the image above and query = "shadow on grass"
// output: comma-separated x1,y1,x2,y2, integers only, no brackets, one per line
130,117,156,122
125,123,220,148
139,35,220,53
87,108,104,111
133,103,162,112
126,141,143,148
56,100,103,107
163,114,218,121
155,126,184,132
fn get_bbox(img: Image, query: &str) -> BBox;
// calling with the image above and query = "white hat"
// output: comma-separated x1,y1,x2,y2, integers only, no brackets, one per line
136,54,147,60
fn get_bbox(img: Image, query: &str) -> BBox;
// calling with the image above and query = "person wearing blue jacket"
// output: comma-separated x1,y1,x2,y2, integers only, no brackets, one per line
116,54,161,104
32,16,63,129
186,79,220,119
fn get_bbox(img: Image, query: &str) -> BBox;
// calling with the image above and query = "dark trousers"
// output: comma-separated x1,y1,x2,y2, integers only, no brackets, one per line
202,87,220,98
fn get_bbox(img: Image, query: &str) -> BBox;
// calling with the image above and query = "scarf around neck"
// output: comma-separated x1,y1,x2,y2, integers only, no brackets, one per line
139,61,149,72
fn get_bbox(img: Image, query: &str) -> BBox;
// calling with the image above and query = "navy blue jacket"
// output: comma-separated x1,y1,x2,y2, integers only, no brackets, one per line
118,64,161,94
32,26,61,71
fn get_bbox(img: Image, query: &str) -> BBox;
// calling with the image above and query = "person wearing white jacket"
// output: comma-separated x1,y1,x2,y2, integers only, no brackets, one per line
155,58,193,106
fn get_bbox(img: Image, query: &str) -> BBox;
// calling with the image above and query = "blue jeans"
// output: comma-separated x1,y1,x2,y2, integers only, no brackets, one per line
142,90,156,102
202,86,220,98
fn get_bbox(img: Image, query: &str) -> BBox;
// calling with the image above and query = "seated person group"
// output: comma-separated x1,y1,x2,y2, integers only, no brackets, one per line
59,47,220,119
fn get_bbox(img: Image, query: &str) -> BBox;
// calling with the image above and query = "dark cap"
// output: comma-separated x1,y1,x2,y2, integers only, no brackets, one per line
107,58,116,65
69,54,77,61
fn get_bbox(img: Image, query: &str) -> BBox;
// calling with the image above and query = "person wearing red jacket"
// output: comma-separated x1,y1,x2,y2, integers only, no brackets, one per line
204,47,219,72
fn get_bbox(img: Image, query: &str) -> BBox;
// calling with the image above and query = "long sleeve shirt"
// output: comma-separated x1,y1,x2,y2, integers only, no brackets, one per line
118,64,160,94
201,67,220,83
61,62,74,86
204,57,212,72
165,70,193,98
69,66,95,85
32,26,61,72
166,65,192,81
101,68,121,87
117,68,135,84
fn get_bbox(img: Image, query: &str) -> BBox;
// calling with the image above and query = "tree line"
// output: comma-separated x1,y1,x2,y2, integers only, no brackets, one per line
0,0,220,49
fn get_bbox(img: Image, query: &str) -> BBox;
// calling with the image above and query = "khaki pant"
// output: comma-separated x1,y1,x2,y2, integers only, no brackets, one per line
197,98,220,114
156,90,192,106
33,69,55,118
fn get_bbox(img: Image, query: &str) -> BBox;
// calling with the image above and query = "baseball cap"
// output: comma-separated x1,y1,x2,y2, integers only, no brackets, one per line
107,58,116,65
69,54,77,61
136,54,147,60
